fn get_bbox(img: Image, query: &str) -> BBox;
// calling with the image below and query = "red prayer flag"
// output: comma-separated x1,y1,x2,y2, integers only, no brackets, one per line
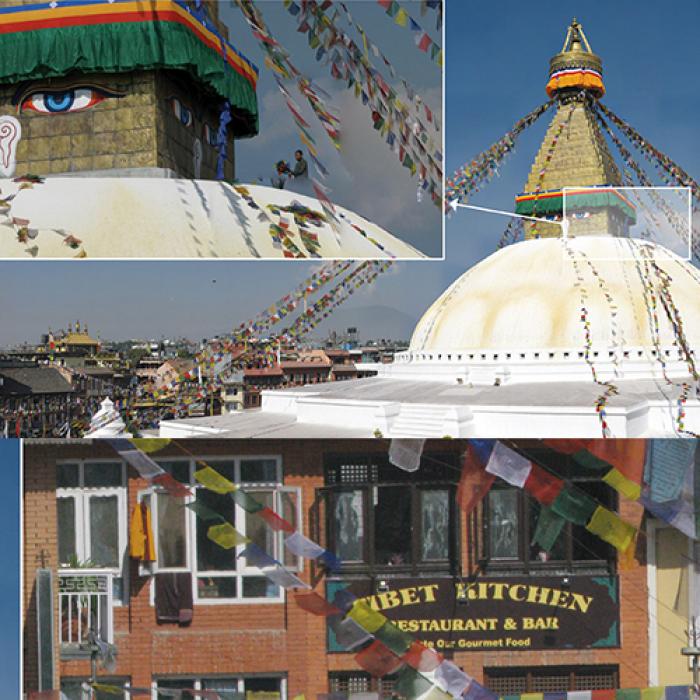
524,464,564,505
417,33,432,52
258,506,295,533
355,639,403,677
401,640,442,671
456,444,496,514
294,591,341,616
151,472,192,498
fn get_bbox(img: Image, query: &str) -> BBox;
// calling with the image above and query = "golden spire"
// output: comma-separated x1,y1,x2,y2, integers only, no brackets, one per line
547,18,604,98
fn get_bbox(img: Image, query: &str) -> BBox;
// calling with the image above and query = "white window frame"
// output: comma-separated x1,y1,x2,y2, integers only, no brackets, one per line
153,674,287,700
142,456,302,605
56,460,128,606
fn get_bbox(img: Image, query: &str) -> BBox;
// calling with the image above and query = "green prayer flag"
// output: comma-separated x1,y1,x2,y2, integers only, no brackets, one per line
552,486,598,525
232,488,265,513
186,500,226,523
616,689,642,700
374,619,413,655
532,505,566,551
394,666,434,700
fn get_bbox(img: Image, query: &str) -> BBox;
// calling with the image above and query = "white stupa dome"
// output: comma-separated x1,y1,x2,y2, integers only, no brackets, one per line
389,236,700,385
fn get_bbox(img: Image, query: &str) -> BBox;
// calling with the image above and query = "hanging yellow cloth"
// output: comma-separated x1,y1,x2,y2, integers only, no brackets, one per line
129,502,156,561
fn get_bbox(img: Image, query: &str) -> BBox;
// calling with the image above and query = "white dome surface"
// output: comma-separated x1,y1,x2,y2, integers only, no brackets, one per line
0,177,423,259
410,237,700,353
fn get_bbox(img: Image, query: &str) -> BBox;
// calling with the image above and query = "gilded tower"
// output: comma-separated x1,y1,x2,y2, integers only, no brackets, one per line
516,19,634,239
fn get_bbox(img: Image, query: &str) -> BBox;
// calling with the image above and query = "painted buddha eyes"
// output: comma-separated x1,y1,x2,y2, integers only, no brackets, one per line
170,97,194,127
22,87,115,114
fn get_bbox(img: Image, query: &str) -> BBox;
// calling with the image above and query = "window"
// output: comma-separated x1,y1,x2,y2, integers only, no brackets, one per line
56,461,128,602
484,665,618,693
469,449,616,575
329,672,396,699
156,675,285,700
60,677,129,699
323,452,460,576
142,456,301,603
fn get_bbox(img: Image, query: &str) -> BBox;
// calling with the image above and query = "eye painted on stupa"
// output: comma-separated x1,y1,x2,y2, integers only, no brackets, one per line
169,97,194,128
20,86,123,114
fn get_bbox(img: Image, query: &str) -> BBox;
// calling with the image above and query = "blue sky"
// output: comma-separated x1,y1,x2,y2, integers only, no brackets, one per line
0,441,20,698
1,0,698,348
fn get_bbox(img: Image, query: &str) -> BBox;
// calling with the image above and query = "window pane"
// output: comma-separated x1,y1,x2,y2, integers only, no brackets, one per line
488,489,519,559
57,498,77,566
57,463,79,488
157,460,191,484
245,677,281,699
59,680,84,700
204,461,236,482
158,679,194,700
245,491,275,556
203,678,241,700
196,488,236,572
197,576,237,599
89,495,119,568
421,490,449,560
334,490,364,562
84,462,122,488
242,576,279,598
156,493,187,568
374,486,411,566
240,459,278,483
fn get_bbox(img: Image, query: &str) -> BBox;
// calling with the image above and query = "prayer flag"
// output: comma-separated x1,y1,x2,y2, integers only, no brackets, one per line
389,438,425,471
259,507,295,533
457,440,496,513
532,505,566,552
294,591,341,616
239,543,277,568
130,438,171,454
485,441,532,487
264,566,310,590
394,8,409,26
328,613,372,650
207,522,250,549
355,639,403,677
232,489,265,513
551,487,598,526
524,464,564,505
347,599,387,633
401,640,442,672
394,666,433,700
435,660,472,697
374,619,413,655
285,531,325,558
646,440,696,502
585,506,636,552
194,466,236,494
185,500,226,523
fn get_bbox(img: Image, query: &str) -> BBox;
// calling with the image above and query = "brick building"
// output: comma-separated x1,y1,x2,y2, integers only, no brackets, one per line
23,439,650,699
0,0,258,180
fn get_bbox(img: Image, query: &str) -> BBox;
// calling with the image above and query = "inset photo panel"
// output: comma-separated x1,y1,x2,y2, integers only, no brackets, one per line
0,0,443,259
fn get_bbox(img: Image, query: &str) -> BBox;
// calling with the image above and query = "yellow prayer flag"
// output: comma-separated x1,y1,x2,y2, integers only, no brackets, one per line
641,689,664,700
207,522,250,549
423,688,452,700
130,438,171,453
394,8,409,27
194,465,237,494
586,506,636,552
348,599,387,633
436,49,443,67
522,694,544,700
602,467,642,500
618,532,638,571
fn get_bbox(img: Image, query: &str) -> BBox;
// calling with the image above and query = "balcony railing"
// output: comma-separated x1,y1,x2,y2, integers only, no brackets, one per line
58,569,113,653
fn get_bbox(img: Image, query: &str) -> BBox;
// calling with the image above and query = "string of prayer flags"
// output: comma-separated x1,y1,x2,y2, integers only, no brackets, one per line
108,439,191,498
377,0,442,67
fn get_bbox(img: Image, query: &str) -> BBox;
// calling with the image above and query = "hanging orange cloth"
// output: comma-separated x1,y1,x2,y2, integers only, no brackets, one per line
130,502,156,561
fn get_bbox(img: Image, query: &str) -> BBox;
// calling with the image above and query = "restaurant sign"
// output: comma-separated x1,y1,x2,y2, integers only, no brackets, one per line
327,576,619,652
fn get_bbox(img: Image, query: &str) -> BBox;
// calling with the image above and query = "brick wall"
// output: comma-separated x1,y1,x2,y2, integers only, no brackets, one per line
23,440,650,695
